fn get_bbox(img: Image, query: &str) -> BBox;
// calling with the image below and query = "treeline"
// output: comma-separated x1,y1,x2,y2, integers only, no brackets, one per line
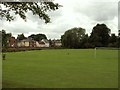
1,23,120,49
61,23,120,48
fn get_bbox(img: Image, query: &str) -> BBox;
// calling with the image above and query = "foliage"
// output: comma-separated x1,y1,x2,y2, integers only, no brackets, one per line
17,33,26,40
89,24,111,47
79,34,90,48
108,34,118,47
28,33,47,41
61,23,118,49
61,27,85,48
117,30,120,48
2,30,7,48
2,29,12,48
2,47,41,52
0,2,61,23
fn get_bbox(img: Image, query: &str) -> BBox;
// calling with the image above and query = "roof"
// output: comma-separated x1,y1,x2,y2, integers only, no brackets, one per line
21,38,35,42
39,41,45,44
41,39,49,43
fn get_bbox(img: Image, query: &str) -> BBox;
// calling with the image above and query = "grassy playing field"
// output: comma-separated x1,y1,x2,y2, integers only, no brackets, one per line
2,49,118,88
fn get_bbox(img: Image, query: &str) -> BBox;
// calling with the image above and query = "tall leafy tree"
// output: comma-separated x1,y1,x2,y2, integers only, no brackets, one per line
109,34,117,43
1,30,12,48
2,30,7,48
28,33,47,41
0,31,2,50
118,30,120,48
80,34,90,48
108,34,118,47
90,24,111,47
17,33,26,40
61,27,85,48
0,2,61,23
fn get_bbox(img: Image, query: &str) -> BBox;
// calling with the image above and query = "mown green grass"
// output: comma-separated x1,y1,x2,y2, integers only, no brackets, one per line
2,49,118,88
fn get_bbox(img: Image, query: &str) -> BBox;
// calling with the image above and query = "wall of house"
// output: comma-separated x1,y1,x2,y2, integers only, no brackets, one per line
36,42,41,47
40,44,46,47
36,41,49,47
24,42,29,47
7,37,16,47
44,43,49,47
41,39,49,47
17,41,30,47
17,42,22,47
55,43,62,47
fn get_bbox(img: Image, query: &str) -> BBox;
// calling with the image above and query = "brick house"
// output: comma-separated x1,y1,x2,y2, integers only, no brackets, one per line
7,37,16,47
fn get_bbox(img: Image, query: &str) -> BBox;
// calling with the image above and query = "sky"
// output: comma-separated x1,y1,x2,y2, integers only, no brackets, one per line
0,0,119,39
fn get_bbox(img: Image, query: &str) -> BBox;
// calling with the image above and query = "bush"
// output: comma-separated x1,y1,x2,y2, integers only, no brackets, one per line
2,47,42,52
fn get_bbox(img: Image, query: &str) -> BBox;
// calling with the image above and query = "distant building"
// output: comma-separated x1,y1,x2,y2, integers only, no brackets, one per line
41,39,50,47
50,39,62,47
5,36,62,48
54,40,62,47
17,38,36,47
7,37,16,47
36,39,50,47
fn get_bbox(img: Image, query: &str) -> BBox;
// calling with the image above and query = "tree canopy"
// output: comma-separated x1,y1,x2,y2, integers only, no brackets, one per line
17,33,26,40
61,27,85,48
61,23,118,48
89,24,111,47
28,33,47,41
108,34,118,47
0,2,61,23
1,29,12,48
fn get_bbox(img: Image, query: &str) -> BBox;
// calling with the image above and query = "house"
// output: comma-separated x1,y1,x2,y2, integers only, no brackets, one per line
41,39,49,47
36,39,50,47
35,41,41,47
54,40,62,47
17,38,36,47
50,39,62,47
7,37,16,47
36,41,46,47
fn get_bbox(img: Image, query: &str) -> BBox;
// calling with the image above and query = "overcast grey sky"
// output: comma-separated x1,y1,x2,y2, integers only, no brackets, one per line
0,0,119,39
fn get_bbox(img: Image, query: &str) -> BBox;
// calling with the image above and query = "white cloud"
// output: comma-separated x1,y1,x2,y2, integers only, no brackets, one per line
0,0,119,39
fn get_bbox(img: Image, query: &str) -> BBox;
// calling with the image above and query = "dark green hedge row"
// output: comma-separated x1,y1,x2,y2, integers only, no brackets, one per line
2,47,66,52
2,47,42,52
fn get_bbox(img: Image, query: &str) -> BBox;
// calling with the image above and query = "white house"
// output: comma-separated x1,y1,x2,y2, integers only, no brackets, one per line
41,39,49,47
36,39,50,47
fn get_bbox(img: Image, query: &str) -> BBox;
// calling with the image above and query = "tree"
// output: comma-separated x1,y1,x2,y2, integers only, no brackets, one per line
109,34,117,43
17,33,26,40
48,39,52,47
61,27,85,48
28,33,47,41
1,29,12,48
80,34,90,48
2,30,7,48
118,30,120,36
0,31,2,50
0,2,61,23
108,34,118,47
89,24,111,47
